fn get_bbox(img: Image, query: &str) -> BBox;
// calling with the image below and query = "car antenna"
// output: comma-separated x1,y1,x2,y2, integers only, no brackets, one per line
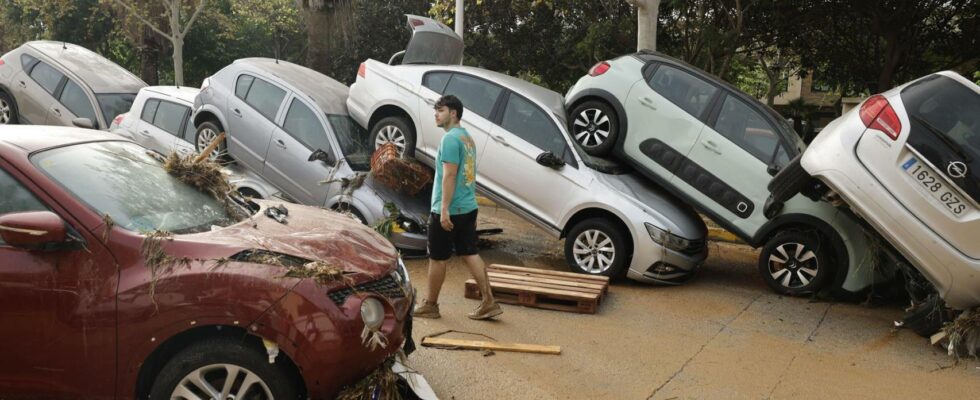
62,41,67,50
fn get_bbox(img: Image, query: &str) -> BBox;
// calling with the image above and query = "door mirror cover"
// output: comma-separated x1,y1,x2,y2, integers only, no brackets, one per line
308,148,336,166
72,118,95,129
536,152,565,169
0,211,69,250
767,164,781,177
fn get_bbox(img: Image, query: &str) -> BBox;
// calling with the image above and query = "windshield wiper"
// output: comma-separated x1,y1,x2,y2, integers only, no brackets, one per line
911,114,973,163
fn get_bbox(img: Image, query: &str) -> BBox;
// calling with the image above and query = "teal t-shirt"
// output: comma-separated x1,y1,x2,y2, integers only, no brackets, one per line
431,127,478,215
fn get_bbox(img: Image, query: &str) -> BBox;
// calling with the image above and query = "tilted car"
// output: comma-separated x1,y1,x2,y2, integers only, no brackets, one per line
0,126,413,398
768,71,980,333
564,51,886,297
347,15,708,283
0,41,145,129
181,60,430,250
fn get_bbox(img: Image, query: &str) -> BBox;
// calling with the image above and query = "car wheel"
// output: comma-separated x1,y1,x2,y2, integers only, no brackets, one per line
238,188,263,200
758,230,833,295
149,337,298,400
0,91,17,125
569,100,618,156
767,154,809,203
195,120,227,162
370,116,416,158
899,294,949,338
334,204,368,225
564,218,629,278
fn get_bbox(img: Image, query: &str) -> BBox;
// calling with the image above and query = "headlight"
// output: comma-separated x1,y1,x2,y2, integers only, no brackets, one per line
395,257,410,286
645,223,692,252
360,297,384,330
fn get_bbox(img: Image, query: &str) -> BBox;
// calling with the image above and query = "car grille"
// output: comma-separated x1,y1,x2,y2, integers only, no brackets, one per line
328,275,406,306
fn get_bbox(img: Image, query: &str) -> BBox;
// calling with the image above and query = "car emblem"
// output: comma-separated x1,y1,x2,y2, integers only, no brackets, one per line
947,161,968,179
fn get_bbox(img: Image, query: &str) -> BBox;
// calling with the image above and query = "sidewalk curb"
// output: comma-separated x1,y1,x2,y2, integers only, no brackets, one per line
708,227,743,244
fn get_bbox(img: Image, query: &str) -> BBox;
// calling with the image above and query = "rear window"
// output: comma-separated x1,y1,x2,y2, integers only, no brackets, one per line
404,32,463,65
902,75,979,159
97,94,137,127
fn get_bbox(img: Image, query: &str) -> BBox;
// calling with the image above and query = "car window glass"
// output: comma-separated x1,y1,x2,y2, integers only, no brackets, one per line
236,75,255,99
283,99,329,151
183,114,195,141
152,101,189,137
244,78,286,121
0,168,48,245
443,74,502,119
29,62,65,95
774,145,790,167
501,94,569,159
20,54,37,70
714,96,781,161
96,94,136,127
59,80,98,123
141,99,160,122
423,72,452,94
649,65,718,118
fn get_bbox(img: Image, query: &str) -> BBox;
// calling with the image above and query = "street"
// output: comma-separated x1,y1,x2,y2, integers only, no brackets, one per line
403,203,980,399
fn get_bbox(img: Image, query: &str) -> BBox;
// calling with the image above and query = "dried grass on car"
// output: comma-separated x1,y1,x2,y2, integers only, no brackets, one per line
336,356,401,400
942,308,980,359
162,152,248,222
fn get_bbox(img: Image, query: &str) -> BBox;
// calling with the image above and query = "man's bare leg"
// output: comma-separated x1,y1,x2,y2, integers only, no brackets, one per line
461,254,495,304
426,258,448,303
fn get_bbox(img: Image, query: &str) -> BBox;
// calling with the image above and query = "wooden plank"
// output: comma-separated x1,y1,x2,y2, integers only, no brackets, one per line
421,337,561,355
466,281,599,314
488,275,603,296
467,279,598,301
489,264,609,283
487,272,605,292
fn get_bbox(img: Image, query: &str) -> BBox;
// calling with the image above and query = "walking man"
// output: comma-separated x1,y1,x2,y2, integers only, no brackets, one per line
412,95,502,320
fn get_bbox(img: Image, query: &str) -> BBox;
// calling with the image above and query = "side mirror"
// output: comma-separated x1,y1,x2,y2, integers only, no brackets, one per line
536,152,565,170
72,118,95,129
0,211,70,250
308,148,336,166
767,164,781,177
388,50,406,65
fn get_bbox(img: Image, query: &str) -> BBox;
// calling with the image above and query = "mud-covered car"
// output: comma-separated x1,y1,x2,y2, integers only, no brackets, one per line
0,126,413,398
768,71,980,334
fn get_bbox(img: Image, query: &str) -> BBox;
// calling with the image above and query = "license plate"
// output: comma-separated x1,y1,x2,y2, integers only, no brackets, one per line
902,157,968,216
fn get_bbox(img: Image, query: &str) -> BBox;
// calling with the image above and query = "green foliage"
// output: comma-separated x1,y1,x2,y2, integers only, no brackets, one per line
974,71,980,86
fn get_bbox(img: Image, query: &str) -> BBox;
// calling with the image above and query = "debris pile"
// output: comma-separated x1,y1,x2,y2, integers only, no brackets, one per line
283,260,355,286
336,356,402,400
371,143,433,196
940,308,980,359
163,152,248,222
373,202,402,238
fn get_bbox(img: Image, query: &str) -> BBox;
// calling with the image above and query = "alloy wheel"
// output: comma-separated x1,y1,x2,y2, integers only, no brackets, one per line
196,127,221,161
375,125,407,155
0,98,10,124
767,242,819,289
572,229,616,274
171,363,273,400
572,108,611,148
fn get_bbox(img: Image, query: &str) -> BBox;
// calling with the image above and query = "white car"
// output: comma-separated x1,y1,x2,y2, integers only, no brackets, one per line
110,85,429,251
769,71,980,334
347,15,708,283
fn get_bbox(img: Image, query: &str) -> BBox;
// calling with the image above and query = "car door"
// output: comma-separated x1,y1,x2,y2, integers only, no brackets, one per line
0,165,118,397
482,91,584,226
263,96,335,206
48,78,100,128
428,73,498,168
415,71,454,157
622,63,719,184
226,74,287,172
686,94,788,235
16,58,64,125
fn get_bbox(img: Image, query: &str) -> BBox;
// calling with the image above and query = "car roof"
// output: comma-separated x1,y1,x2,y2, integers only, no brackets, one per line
143,86,200,105
0,125,122,156
233,58,350,115
24,41,147,94
443,65,566,116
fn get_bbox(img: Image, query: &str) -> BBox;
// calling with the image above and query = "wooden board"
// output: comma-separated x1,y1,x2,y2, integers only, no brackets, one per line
465,265,610,314
421,337,561,355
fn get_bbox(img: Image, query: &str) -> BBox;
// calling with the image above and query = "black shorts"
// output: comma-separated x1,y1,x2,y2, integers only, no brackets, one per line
428,210,478,260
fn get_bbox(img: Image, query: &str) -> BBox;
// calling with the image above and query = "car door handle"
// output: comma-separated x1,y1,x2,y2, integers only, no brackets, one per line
17,81,26,88
52,108,61,116
424,98,436,106
492,135,510,147
232,108,242,117
700,141,721,155
140,130,150,136
274,139,286,149
639,97,657,110
178,148,191,154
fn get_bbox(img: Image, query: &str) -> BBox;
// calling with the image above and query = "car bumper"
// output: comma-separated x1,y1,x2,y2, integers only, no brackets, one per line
390,230,427,251
347,81,371,129
627,234,708,285
803,118,980,309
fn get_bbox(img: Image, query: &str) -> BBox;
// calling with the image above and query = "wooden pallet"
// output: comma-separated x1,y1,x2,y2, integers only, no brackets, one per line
464,264,609,314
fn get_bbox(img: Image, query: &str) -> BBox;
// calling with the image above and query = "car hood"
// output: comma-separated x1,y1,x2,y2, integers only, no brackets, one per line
363,175,430,222
594,172,706,240
179,200,398,281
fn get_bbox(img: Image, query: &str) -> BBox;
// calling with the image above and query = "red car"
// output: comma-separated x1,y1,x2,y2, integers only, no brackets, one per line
0,126,414,399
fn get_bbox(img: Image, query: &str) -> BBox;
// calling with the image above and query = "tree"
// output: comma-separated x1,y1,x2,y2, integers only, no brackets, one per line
624,0,660,51
110,0,208,86
299,0,354,74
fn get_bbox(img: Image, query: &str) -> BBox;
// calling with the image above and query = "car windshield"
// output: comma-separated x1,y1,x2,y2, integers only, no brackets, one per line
96,93,137,127
32,141,245,234
327,114,373,171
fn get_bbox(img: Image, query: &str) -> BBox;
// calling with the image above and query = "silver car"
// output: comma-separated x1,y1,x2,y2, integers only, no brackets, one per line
188,60,430,251
0,41,145,129
347,16,708,283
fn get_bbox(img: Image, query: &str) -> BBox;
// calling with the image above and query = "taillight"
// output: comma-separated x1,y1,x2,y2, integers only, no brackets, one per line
859,94,902,140
200,78,210,91
358,62,366,78
588,61,611,77
0,59,5,67
409,18,424,27
112,114,125,126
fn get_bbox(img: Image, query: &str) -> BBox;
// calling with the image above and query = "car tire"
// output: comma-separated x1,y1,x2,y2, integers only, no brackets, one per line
565,218,629,278
569,100,618,156
149,337,298,400
767,154,809,203
195,120,228,162
900,294,948,338
0,91,18,125
370,116,416,158
758,230,833,295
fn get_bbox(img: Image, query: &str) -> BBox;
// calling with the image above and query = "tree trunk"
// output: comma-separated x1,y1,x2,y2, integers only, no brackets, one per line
139,27,160,85
634,0,661,51
306,2,354,74
173,37,184,86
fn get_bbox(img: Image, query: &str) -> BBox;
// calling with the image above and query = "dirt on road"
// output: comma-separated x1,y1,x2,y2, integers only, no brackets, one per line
402,205,980,400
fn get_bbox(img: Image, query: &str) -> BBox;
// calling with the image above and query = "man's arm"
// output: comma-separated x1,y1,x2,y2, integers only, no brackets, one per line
440,161,458,230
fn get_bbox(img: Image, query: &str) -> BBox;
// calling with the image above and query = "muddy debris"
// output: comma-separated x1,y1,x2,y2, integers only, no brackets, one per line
941,308,980,359
163,152,249,222
283,261,355,286
141,230,192,302
373,202,402,238
336,356,402,400
101,213,114,243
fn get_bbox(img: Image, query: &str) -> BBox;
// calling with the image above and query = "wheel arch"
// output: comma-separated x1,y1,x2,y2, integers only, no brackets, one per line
566,89,629,141
0,83,21,120
753,213,850,294
368,103,417,135
561,207,634,255
192,106,227,132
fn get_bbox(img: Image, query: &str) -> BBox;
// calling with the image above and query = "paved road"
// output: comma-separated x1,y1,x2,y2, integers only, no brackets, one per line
401,204,980,400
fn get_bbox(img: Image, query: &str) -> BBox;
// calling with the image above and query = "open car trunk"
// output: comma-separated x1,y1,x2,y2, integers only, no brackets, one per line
402,14,463,65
